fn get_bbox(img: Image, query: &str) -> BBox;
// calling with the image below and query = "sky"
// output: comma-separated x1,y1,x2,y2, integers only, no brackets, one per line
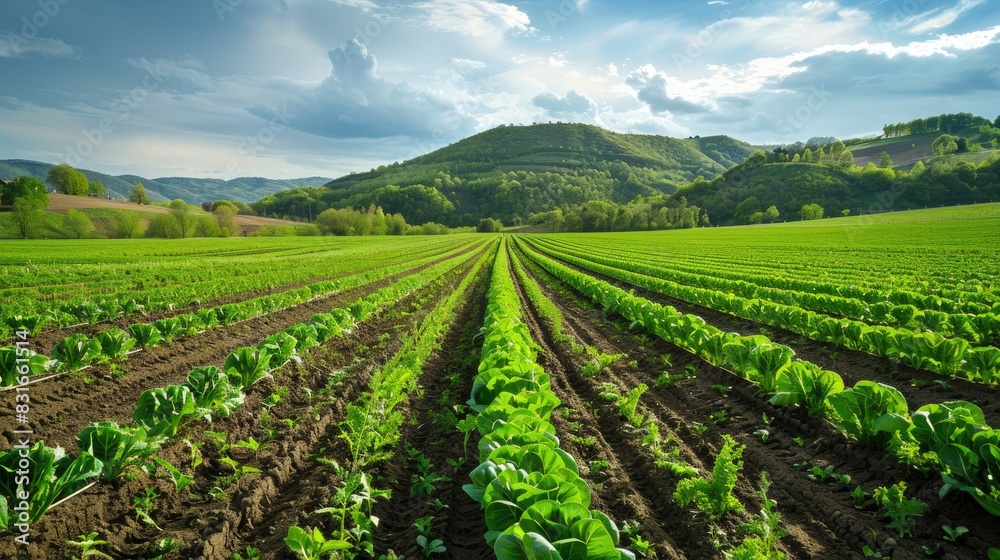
1,0,998,180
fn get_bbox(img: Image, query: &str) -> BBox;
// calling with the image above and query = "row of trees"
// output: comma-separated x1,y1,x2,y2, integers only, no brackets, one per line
527,196,708,232
45,164,108,198
882,113,995,138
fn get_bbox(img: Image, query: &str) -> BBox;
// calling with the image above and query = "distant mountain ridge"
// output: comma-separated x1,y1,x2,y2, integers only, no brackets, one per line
0,159,330,204
252,123,759,226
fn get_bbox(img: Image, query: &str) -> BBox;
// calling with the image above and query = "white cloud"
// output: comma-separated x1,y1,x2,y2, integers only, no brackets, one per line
327,0,380,12
125,57,217,91
0,35,83,59
907,0,985,34
533,90,598,119
549,52,569,67
254,40,473,139
411,0,530,36
625,65,714,114
607,63,619,77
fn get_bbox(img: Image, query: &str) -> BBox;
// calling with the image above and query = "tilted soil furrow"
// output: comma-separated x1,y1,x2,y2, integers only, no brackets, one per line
27,241,461,350
3,247,475,452
536,249,1000,428
371,260,492,560
518,246,997,560
1,250,482,560
508,249,694,560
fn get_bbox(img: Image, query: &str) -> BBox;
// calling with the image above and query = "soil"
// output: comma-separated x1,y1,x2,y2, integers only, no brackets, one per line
0,243,490,560
27,240,461,352
536,247,1000,427
509,242,997,560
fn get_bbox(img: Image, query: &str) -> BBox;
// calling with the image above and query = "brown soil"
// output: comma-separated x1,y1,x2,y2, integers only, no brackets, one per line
511,243,997,560
27,241,462,352
369,254,493,559
537,248,1000,427
44,193,302,234
0,244,489,559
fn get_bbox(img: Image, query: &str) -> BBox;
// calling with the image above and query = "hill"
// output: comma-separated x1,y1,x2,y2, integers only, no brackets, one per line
253,123,757,226
0,159,330,204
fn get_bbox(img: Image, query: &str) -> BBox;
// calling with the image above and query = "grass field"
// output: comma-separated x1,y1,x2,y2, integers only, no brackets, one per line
1,205,998,560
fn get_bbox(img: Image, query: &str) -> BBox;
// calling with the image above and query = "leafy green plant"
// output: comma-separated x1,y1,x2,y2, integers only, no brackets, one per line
133,385,198,437
225,347,272,390
941,525,968,542
52,333,101,372
284,526,351,559
827,381,911,448
67,531,114,560
184,366,244,420
129,323,162,348
411,472,451,496
0,345,48,386
674,435,745,520
134,487,161,530
152,456,195,492
0,443,103,530
95,327,137,361
77,421,159,481
806,465,851,486
153,317,185,343
726,472,787,560
769,361,844,416
872,482,925,538
416,535,446,557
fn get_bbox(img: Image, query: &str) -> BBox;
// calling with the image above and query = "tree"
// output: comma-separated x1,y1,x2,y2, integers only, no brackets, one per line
88,182,106,198
802,148,813,163
734,196,762,224
800,203,824,221
748,211,763,225
11,197,45,239
63,209,94,239
2,176,49,207
842,209,851,217
838,150,855,165
316,208,354,236
763,205,780,223
214,205,241,237
931,134,959,156
879,151,894,168
477,217,504,233
147,214,182,238
829,140,847,160
47,164,89,196
169,199,194,237
994,115,1000,129
910,160,926,175
116,212,143,238
129,182,150,205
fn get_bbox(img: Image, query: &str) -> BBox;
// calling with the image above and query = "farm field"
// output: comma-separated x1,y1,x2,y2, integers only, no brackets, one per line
2,205,1000,559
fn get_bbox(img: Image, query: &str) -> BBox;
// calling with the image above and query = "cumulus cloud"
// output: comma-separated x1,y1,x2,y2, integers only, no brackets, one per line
412,0,530,36
0,34,83,59
625,65,712,114
533,90,598,119
254,40,472,139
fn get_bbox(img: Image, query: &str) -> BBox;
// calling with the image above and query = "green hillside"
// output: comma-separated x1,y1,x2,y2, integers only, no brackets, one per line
0,159,330,204
255,123,756,226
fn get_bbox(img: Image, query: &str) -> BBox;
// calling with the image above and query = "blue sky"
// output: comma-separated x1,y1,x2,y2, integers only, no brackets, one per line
1,0,998,179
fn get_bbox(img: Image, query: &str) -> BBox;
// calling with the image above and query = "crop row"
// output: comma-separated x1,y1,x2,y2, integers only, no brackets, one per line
0,243,488,533
524,238,1000,384
547,235,997,314
535,237,1000,341
461,242,635,560
515,237,1000,519
0,237,467,340
285,240,496,558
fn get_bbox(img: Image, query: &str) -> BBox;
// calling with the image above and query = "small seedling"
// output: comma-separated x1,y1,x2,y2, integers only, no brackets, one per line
412,516,435,538
941,525,968,542
416,535,446,557
711,384,731,397
67,532,114,560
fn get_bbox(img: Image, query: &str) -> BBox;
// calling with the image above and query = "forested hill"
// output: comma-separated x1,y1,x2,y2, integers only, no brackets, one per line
252,123,757,226
0,159,329,204
677,128,1000,226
